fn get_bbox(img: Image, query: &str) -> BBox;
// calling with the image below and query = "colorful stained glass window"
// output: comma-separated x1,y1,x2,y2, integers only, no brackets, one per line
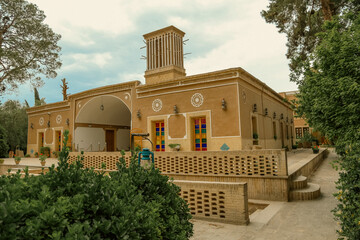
193,117,207,151
154,121,165,152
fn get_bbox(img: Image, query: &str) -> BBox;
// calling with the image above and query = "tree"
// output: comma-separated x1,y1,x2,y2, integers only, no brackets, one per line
261,0,360,83
0,125,9,157
0,100,28,152
0,0,61,93
297,12,360,238
34,87,45,106
297,12,360,145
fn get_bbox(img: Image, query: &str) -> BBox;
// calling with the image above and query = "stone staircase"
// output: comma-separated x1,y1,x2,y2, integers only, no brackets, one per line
289,175,321,201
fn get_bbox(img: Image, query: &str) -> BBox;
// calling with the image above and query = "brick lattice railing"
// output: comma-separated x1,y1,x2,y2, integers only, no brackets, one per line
69,149,287,177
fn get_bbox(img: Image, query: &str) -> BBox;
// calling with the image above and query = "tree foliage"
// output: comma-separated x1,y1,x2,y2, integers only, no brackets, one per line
0,100,28,151
34,87,45,106
0,0,61,93
261,0,360,83
0,124,9,157
0,130,194,239
297,12,360,145
296,12,360,239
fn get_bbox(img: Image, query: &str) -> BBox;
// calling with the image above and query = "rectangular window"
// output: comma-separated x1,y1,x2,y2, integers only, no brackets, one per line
303,127,310,135
154,121,165,152
295,128,302,139
193,117,207,151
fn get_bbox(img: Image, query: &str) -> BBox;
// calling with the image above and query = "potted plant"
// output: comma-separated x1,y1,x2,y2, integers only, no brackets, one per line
292,144,298,150
0,159,4,164
14,155,21,165
39,153,47,166
168,143,181,151
34,152,39,157
312,145,320,154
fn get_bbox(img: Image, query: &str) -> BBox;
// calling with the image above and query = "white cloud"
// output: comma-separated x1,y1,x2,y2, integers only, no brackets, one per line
62,53,113,72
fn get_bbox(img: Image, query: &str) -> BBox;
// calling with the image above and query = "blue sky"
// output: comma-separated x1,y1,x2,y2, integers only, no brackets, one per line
1,0,298,106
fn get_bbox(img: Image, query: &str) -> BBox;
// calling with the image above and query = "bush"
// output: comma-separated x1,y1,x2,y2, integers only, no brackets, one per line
333,143,360,239
0,130,193,239
25,154,30,157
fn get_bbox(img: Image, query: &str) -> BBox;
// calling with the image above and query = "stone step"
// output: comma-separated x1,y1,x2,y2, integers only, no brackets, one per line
290,175,308,190
289,183,321,201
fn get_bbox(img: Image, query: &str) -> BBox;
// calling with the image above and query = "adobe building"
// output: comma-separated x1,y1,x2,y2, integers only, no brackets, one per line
26,26,294,156
278,91,310,140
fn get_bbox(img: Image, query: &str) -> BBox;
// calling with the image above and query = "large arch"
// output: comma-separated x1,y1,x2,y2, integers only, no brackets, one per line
74,95,131,152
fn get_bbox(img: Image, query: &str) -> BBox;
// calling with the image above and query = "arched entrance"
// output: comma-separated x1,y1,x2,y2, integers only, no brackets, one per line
74,95,131,152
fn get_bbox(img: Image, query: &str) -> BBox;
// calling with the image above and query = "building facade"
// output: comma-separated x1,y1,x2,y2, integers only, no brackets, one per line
26,26,294,156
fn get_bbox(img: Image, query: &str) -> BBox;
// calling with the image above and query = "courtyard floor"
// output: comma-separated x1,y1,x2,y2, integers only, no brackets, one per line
191,150,339,240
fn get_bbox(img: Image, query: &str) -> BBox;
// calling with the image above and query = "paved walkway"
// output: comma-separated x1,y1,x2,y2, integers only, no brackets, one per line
1,157,59,168
191,151,339,240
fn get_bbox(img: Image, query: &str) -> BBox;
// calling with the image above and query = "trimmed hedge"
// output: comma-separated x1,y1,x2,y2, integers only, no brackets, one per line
0,130,193,239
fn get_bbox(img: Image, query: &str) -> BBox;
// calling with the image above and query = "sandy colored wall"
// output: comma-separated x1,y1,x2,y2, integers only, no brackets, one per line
27,106,71,156
116,129,130,151
239,78,294,150
174,180,249,225
133,78,241,151
74,127,105,152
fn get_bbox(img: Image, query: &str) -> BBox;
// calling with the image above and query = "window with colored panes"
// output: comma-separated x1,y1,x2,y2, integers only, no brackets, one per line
155,121,165,151
194,117,207,151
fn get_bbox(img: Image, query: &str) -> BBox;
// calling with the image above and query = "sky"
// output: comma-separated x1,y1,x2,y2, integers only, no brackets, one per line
1,0,298,106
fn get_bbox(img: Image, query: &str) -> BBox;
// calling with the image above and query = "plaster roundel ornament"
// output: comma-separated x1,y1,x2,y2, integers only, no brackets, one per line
39,117,44,126
191,93,204,107
152,99,163,112
56,114,62,124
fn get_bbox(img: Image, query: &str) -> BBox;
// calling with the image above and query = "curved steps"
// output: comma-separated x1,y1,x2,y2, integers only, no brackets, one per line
290,175,308,190
290,183,321,201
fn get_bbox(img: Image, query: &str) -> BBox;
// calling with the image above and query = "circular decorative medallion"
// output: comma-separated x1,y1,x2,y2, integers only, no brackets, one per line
56,114,62,124
191,93,204,107
39,117,44,126
152,99,163,112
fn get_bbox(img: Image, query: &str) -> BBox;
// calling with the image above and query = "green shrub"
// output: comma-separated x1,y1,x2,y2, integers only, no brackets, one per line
0,130,193,239
25,154,30,157
333,143,360,239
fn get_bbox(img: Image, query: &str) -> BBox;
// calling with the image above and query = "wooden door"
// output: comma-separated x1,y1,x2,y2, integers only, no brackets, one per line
106,130,115,152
